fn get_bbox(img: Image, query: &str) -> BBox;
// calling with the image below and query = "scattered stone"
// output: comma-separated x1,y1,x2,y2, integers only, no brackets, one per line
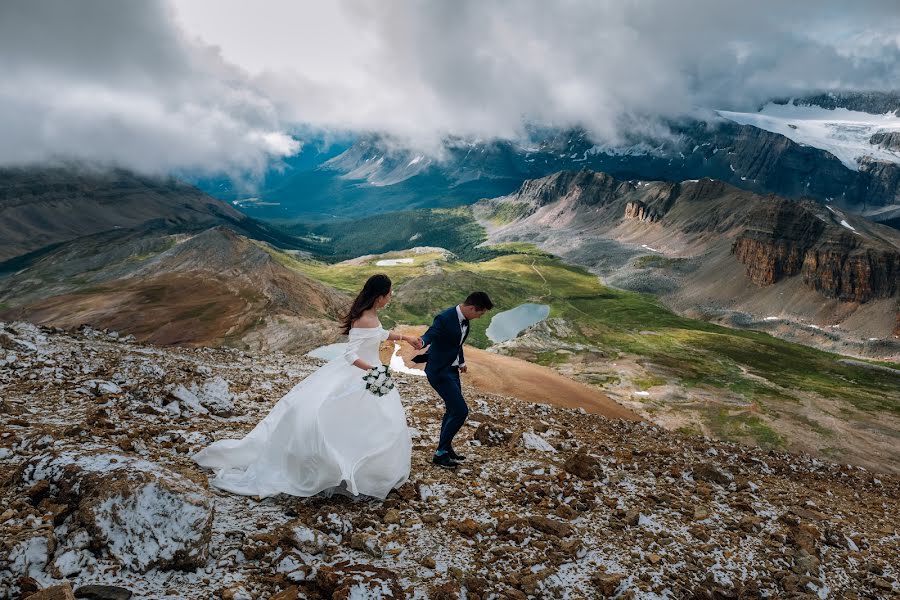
349,533,382,558
527,515,573,538
563,449,603,480
592,573,626,597
473,423,512,446
382,508,401,524
693,463,733,485
27,584,76,600
521,431,556,452
452,518,481,538
73,585,133,600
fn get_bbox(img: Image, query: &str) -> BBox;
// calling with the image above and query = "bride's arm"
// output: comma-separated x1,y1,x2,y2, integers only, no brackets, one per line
343,335,375,371
386,330,419,347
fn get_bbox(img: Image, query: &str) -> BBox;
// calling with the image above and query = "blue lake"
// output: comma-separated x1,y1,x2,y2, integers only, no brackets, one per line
486,303,551,343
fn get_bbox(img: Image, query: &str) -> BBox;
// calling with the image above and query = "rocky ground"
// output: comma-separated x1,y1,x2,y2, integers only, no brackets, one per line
1,322,898,599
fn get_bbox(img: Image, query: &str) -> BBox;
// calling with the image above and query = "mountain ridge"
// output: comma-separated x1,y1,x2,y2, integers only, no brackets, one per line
475,170,900,355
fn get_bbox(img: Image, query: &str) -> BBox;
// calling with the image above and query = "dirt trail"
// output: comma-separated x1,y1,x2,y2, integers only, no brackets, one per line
385,326,640,421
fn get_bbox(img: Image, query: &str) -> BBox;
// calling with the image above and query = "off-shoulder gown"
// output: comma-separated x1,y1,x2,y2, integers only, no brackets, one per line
193,326,412,499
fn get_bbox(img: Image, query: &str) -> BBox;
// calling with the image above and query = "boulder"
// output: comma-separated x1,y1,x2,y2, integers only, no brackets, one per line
1,528,56,594
26,584,76,600
693,463,733,486
167,377,235,416
18,447,213,573
473,423,512,446
563,449,603,480
73,585,133,600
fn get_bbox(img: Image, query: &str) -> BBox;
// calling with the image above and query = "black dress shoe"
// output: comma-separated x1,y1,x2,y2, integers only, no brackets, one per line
432,453,458,469
447,448,466,461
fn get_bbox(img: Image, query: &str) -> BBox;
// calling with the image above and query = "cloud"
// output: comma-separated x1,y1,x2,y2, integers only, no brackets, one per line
2,0,900,174
263,0,900,148
0,0,298,177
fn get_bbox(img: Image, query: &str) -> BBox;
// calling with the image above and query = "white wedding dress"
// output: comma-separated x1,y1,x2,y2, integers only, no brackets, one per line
193,326,412,499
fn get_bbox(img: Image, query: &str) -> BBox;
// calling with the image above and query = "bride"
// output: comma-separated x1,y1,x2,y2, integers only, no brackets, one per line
193,274,418,500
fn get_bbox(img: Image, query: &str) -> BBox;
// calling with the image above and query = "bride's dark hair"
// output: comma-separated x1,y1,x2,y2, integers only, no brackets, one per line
341,274,392,334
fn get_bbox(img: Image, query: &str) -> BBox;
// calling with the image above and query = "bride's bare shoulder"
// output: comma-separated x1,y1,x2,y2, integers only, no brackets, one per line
351,314,381,329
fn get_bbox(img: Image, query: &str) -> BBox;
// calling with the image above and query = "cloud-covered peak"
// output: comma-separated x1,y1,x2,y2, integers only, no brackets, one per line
2,0,899,175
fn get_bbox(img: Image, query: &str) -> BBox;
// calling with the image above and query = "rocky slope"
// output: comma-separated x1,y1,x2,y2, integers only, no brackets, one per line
475,171,900,355
0,166,305,264
774,91,900,116
0,227,349,353
0,167,351,354
1,322,898,599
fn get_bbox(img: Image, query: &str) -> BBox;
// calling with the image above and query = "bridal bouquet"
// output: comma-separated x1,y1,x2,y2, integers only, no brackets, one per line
362,365,395,397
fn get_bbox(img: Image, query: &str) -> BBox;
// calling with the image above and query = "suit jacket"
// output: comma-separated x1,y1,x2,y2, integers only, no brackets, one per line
412,306,469,377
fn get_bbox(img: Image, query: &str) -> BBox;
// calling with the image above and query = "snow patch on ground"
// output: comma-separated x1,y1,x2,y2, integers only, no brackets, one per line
521,432,556,452
375,258,415,266
390,344,426,377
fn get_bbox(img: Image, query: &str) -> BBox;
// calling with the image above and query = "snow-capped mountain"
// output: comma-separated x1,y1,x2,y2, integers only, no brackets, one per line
189,92,900,226
718,101,900,171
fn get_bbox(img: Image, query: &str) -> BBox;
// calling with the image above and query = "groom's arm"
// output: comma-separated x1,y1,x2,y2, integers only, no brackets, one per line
419,312,446,348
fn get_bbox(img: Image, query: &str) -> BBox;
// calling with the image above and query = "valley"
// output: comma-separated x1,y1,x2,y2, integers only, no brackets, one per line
0,149,900,470
265,244,900,473
474,171,900,359
1,164,898,474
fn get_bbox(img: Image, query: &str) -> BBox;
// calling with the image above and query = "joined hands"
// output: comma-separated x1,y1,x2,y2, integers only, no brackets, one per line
403,335,424,350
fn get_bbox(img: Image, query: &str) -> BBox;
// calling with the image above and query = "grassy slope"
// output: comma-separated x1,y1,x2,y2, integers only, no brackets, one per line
285,208,505,262
262,243,900,428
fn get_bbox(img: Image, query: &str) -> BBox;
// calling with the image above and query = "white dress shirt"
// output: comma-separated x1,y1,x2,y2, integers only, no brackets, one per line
451,304,468,367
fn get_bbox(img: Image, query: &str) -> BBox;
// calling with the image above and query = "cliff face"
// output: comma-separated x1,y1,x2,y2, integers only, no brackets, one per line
729,201,900,303
802,246,900,302
732,235,806,285
493,170,900,306
858,157,900,207
510,170,630,208
624,201,657,222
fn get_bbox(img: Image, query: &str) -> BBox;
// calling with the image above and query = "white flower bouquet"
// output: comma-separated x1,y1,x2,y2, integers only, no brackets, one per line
362,365,395,397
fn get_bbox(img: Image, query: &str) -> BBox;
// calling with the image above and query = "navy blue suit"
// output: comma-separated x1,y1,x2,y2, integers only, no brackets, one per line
413,306,469,453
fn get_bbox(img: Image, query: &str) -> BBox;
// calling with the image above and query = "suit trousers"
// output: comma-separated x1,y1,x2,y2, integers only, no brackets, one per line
427,367,468,453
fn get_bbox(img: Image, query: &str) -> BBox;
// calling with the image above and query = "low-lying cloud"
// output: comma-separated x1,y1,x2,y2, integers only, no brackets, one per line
0,0,298,178
2,0,899,175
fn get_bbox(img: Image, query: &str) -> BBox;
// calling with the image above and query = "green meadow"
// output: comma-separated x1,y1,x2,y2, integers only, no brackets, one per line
261,240,900,429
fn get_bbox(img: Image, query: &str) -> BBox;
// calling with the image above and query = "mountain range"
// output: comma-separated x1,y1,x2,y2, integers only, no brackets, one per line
194,92,900,228
1,91,898,478
0,167,348,352
1,162,898,473
475,171,900,355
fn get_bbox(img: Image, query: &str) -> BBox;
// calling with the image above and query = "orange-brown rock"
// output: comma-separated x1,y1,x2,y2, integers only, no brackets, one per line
731,200,900,302
732,235,805,285
624,201,659,222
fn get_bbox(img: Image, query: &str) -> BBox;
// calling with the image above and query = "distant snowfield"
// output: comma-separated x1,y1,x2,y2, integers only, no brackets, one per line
375,258,415,266
717,103,900,171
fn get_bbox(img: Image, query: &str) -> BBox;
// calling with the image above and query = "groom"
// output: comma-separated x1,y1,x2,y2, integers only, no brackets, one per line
412,292,494,469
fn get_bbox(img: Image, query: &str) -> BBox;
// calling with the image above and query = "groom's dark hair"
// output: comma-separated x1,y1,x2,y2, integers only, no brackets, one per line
463,291,494,310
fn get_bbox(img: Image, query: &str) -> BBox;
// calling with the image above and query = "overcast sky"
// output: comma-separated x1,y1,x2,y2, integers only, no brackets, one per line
1,0,899,176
